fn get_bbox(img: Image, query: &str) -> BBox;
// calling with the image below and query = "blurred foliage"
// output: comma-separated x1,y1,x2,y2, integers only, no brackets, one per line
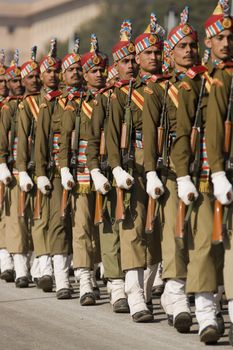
59,0,220,60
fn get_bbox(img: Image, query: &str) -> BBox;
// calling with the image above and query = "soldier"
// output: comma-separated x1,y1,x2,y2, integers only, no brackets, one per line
0,49,14,283
106,14,165,322
59,34,108,306
0,50,32,288
170,2,231,343
16,46,52,287
143,7,200,333
203,0,233,345
86,20,138,313
35,39,72,299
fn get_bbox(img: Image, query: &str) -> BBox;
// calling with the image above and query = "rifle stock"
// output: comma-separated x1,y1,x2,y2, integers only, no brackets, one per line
94,191,103,225
145,196,156,234
0,181,5,216
157,126,164,157
18,184,32,218
60,181,73,221
115,187,125,223
212,200,223,244
175,200,186,239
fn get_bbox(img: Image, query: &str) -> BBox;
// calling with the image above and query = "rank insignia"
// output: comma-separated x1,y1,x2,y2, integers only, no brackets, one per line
182,25,191,35
93,56,100,65
223,18,232,29
149,35,157,45
128,43,135,53
144,87,153,95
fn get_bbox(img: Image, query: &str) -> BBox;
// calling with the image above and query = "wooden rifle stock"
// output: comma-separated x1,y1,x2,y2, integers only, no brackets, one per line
115,186,125,223
60,181,73,220
120,122,128,149
18,184,32,218
145,196,156,234
190,126,198,155
212,200,223,244
33,189,42,220
224,120,232,154
175,193,195,239
0,181,5,214
94,191,103,226
157,126,165,157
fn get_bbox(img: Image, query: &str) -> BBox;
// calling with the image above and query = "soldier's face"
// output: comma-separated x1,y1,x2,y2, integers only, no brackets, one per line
171,36,199,70
63,62,83,87
0,77,8,97
205,30,233,61
22,70,41,94
84,66,106,90
115,54,138,80
40,67,60,89
135,46,162,74
7,77,24,96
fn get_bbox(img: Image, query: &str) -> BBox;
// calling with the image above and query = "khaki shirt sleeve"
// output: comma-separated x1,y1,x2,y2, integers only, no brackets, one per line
86,93,106,171
106,88,124,169
0,102,14,164
16,100,33,172
142,82,163,172
172,78,199,177
205,69,231,173
35,101,51,176
59,102,75,169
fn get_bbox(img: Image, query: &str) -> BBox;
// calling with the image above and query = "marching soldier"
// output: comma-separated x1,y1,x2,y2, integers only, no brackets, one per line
35,39,72,299
170,1,232,343
0,49,14,283
59,35,107,305
106,14,165,322
86,20,138,313
203,0,233,345
143,7,200,333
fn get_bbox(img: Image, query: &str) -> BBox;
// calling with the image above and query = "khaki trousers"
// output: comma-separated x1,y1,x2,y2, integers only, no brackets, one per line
223,205,233,299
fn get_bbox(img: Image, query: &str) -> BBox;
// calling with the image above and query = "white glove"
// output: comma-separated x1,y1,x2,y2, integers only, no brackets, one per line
112,166,134,190
19,171,33,192
146,171,164,199
60,167,75,190
0,163,12,185
90,168,111,195
37,176,51,195
177,175,199,205
211,171,233,205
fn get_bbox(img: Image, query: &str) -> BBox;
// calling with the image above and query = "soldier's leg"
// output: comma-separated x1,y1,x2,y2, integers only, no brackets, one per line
186,193,219,342
5,177,30,287
99,189,128,312
0,203,14,282
120,171,152,322
31,187,53,292
48,177,71,299
160,177,190,332
72,191,96,305
223,205,233,345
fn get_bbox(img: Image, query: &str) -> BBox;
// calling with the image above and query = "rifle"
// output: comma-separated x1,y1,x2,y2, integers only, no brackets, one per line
115,80,133,223
145,80,169,234
181,58,209,235
213,73,233,243
60,92,83,222
94,91,111,226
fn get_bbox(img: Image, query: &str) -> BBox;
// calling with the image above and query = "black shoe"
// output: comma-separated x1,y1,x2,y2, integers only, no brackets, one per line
38,275,53,292
56,288,72,300
80,292,96,306
229,323,233,346
132,310,154,323
0,269,14,282
152,284,165,297
146,299,153,314
174,312,192,333
200,325,220,344
216,312,225,336
93,286,100,300
15,276,29,288
113,298,130,313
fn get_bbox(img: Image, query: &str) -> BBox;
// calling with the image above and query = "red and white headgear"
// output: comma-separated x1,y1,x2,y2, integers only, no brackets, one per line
39,38,61,74
21,46,39,79
6,49,21,80
62,38,82,73
205,0,233,38
81,34,108,74
112,20,135,62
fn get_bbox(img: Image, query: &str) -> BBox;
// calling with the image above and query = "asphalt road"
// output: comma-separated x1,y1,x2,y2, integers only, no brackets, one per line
0,278,232,350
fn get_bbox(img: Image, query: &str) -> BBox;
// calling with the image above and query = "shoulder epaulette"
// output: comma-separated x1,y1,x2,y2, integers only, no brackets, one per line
45,90,62,101
115,79,132,88
186,65,208,79
25,95,40,120
179,81,191,91
58,97,67,110
1,104,9,110
149,73,171,83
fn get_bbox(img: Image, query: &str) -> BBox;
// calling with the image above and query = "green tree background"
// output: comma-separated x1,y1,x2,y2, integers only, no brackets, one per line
57,0,224,60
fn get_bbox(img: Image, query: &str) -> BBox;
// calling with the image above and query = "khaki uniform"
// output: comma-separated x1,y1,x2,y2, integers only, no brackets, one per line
17,90,50,257
35,90,71,256
0,96,31,254
59,90,101,269
205,63,233,299
143,72,189,281
107,75,162,272
86,86,123,279
172,62,222,293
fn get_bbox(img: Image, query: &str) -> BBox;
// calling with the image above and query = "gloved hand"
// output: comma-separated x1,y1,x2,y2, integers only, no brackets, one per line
37,176,51,195
177,175,199,205
112,166,134,190
60,167,75,190
211,171,233,205
19,171,33,192
90,168,111,195
146,171,164,199
0,163,12,185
